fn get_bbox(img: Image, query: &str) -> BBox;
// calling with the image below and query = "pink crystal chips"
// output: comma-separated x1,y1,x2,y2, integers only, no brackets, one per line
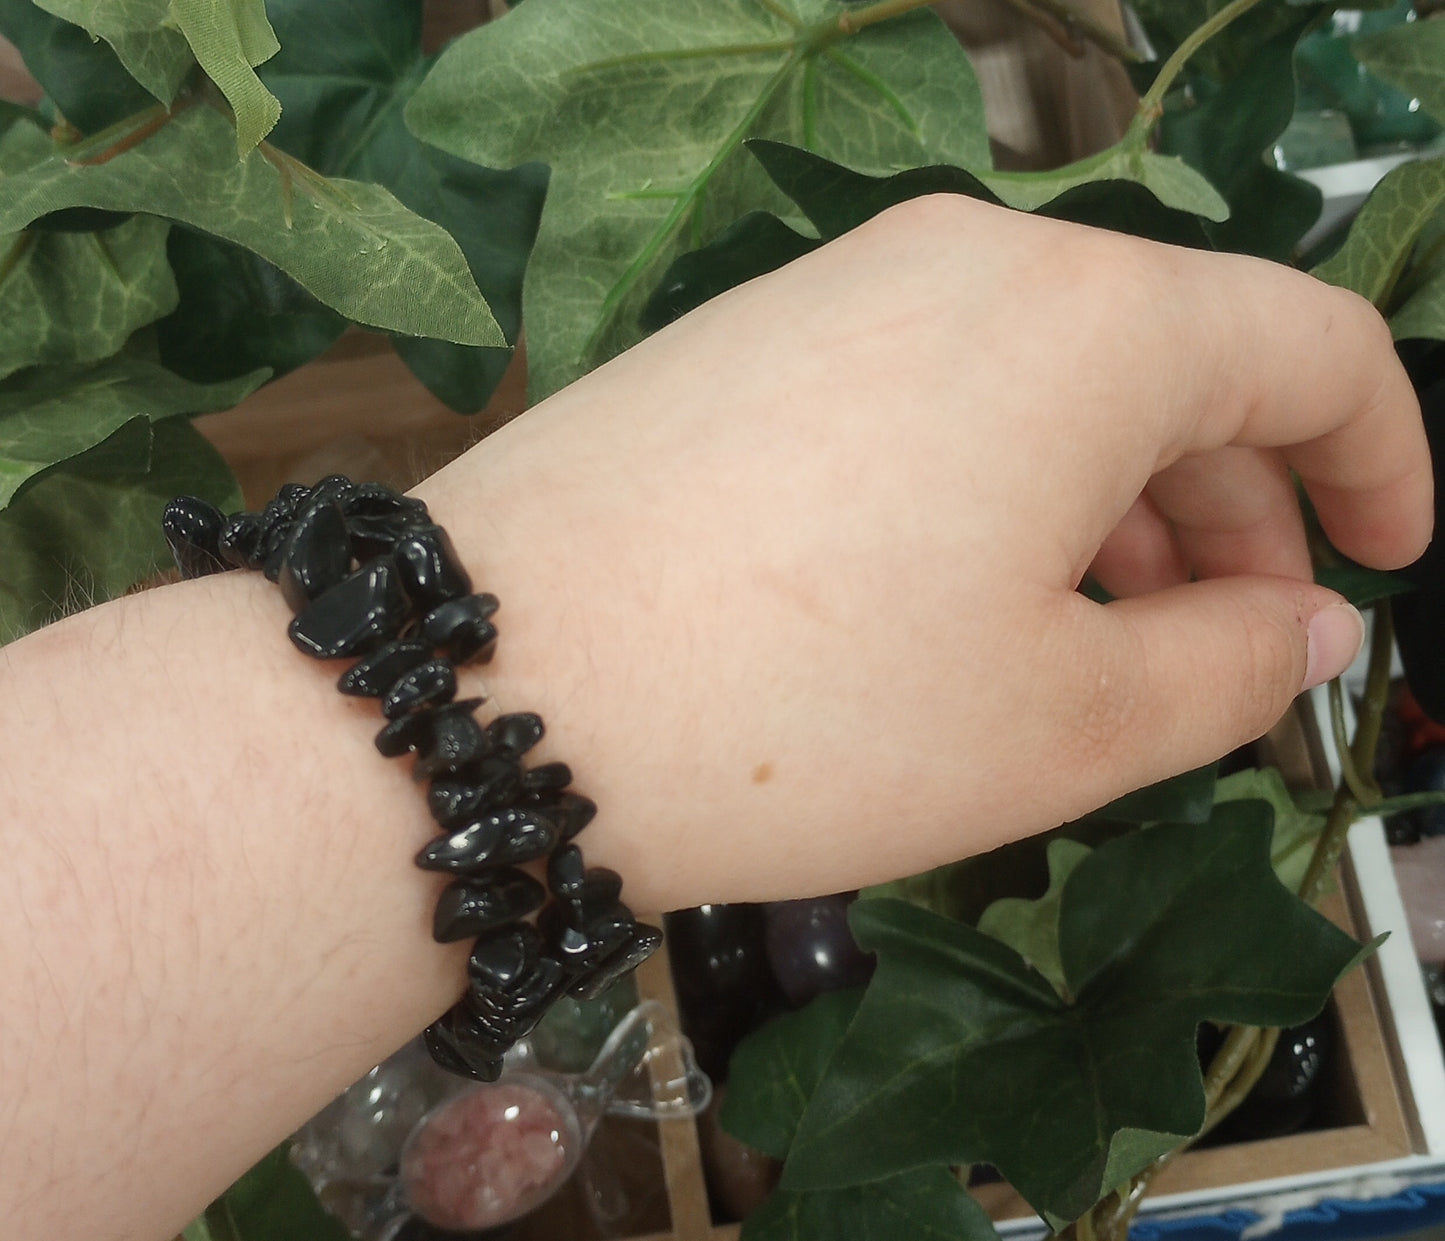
401,1080,580,1230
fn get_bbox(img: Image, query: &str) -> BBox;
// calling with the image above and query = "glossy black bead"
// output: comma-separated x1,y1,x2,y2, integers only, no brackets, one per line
162,496,228,578
432,869,546,943
553,868,625,924
376,699,481,759
288,557,410,659
276,481,311,511
337,638,432,697
414,702,492,777
533,791,597,842
488,712,544,755
467,956,565,1018
217,511,266,569
543,901,635,971
569,924,663,1001
278,498,351,613
424,1006,507,1082
416,808,560,876
306,474,355,509
427,755,523,827
420,594,500,663
468,924,545,992
522,762,571,795
395,523,472,610
344,482,428,523
381,659,457,719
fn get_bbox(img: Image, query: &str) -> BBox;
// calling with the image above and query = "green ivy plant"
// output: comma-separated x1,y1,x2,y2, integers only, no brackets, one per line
1,2,1444,1240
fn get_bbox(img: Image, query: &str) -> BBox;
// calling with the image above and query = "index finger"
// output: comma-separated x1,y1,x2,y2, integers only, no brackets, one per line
1169,254,1431,570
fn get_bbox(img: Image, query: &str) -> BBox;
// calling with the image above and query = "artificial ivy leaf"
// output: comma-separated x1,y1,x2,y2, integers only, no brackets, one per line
743,1171,997,1241
155,228,345,383
641,209,819,331
783,804,1366,1227
407,0,991,399
0,415,240,642
260,0,546,411
1128,0,1328,84
0,105,504,346
1390,209,1445,344
168,0,282,155
1312,156,1445,315
976,838,1091,996
1157,21,1320,260
216,1144,352,1241
0,356,266,510
1089,762,1219,824
1315,561,1416,608
0,0,155,133
1213,767,1326,895
0,119,178,381
1353,16,1445,128
34,0,193,106
748,141,1214,249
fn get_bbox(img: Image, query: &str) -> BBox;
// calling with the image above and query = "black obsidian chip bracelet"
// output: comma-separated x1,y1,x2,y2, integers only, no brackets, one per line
162,476,662,1083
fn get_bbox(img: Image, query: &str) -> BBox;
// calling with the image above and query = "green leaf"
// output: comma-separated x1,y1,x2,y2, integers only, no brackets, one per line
783,803,1366,1227
0,122,178,380
34,0,194,105
406,0,991,400
261,0,546,411
1315,561,1417,607
724,989,865,1160
0,0,156,132
1157,21,1321,260
1353,16,1445,128
0,415,241,642
748,140,1215,249
168,0,281,154
1090,762,1219,824
725,991,996,1241
1213,767,1326,895
976,838,1091,996
981,142,1230,222
155,228,346,383
642,208,819,331
1128,0,1325,84
743,1170,997,1241
0,356,266,511
1312,156,1445,314
216,1144,352,1241
1390,209,1445,344
0,104,504,346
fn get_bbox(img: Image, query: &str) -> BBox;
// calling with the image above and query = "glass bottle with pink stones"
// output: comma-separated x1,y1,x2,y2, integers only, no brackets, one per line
291,1000,710,1239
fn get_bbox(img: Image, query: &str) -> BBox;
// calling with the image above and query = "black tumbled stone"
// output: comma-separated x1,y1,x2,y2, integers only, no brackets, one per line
278,498,351,613
468,956,565,1017
432,869,546,942
420,594,500,663
337,638,432,697
162,496,228,579
288,557,410,659
381,659,457,718
427,755,523,827
468,924,544,992
306,474,355,508
424,1006,506,1082
416,808,559,876
533,791,597,841
569,924,663,1001
522,762,572,795
395,523,472,610
345,482,429,522
218,511,266,569
488,712,544,755
376,699,481,759
414,703,492,777
542,900,634,968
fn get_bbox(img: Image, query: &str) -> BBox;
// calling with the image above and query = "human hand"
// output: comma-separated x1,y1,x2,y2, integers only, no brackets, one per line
419,194,1432,908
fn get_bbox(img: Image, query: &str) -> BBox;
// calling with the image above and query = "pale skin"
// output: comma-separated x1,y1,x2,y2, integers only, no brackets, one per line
0,195,1433,1240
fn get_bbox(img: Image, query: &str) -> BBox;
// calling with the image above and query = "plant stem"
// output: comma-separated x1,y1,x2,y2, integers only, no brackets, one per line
1329,678,1381,808
1133,0,1266,127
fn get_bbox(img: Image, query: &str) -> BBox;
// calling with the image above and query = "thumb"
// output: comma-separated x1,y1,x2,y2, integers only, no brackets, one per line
1055,578,1365,804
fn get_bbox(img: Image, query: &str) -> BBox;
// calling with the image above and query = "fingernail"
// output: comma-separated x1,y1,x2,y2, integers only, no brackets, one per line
1302,602,1366,691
